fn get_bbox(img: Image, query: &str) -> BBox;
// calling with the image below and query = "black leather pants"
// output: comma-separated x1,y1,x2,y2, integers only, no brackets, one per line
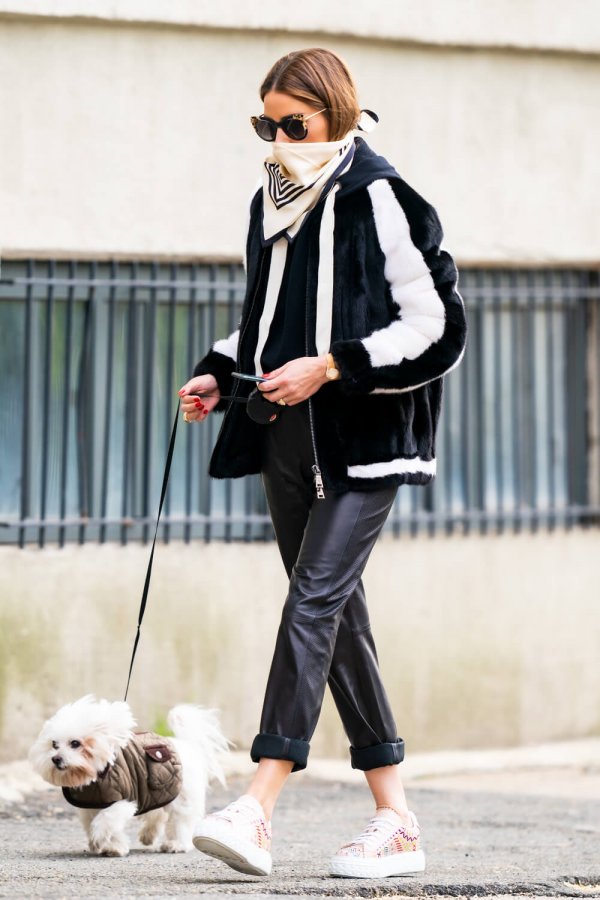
250,402,405,773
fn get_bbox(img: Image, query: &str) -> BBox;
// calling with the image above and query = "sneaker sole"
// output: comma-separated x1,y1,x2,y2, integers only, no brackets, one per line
193,823,272,876
330,848,426,878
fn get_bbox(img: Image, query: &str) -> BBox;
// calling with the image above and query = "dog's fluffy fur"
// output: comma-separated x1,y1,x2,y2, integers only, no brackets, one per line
29,695,230,857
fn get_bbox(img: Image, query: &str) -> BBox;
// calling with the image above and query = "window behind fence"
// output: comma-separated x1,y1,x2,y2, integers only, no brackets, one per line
1,260,598,546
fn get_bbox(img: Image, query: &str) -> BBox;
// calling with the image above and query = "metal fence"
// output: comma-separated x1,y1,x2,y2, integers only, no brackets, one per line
1,259,599,546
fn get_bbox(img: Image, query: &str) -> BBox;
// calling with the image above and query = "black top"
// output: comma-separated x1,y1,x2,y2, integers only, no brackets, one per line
259,231,307,373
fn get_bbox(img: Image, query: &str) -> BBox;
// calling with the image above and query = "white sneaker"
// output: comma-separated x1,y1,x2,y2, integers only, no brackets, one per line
193,794,272,876
330,807,425,878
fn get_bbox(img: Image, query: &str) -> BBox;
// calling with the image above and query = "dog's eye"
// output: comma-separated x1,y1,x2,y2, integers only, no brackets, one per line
52,741,59,750
69,740,81,749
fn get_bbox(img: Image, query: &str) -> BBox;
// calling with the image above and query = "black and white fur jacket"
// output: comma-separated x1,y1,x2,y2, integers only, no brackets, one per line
193,137,467,493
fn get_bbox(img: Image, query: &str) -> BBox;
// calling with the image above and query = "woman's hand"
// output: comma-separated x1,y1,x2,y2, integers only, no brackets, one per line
258,356,328,406
178,374,220,422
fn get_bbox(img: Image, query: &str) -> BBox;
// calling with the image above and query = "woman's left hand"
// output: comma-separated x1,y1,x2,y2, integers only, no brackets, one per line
258,356,328,405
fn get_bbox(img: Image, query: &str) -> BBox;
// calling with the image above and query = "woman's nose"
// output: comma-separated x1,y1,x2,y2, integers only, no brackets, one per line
276,128,291,142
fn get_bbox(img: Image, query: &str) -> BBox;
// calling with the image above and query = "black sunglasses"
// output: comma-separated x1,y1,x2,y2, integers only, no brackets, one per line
250,109,327,142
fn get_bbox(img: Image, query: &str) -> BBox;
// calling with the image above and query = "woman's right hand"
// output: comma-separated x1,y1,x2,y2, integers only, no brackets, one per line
178,374,220,422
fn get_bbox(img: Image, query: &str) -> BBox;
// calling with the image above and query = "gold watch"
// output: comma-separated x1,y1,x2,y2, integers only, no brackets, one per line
325,352,340,381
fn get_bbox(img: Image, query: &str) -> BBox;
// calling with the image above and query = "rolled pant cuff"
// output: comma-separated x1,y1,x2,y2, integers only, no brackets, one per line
350,738,405,771
250,733,310,773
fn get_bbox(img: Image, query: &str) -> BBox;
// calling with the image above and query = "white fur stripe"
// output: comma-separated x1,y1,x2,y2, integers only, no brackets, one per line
213,329,239,362
363,179,445,368
347,456,437,479
315,184,339,356
254,238,288,375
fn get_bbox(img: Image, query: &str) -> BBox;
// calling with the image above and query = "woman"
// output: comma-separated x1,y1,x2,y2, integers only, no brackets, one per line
179,47,466,879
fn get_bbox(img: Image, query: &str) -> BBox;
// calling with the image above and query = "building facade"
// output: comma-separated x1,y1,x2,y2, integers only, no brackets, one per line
1,1,599,761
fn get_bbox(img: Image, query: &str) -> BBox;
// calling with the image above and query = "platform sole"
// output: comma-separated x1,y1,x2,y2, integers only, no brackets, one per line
330,848,426,878
193,822,272,876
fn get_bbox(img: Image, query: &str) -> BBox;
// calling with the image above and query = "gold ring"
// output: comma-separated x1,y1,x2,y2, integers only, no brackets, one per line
277,398,287,406
183,411,191,422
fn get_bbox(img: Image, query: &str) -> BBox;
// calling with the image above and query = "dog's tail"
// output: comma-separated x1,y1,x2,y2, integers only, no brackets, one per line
167,705,231,787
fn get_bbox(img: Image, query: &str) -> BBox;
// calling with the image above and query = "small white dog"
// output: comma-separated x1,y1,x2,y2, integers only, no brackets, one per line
29,695,230,857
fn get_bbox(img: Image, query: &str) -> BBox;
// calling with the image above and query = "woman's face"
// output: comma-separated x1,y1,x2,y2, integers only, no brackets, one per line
263,90,330,143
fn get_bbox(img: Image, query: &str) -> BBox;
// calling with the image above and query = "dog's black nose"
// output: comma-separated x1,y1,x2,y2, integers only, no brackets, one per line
51,755,63,768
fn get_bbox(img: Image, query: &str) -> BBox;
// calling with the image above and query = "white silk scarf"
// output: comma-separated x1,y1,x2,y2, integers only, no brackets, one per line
261,134,355,244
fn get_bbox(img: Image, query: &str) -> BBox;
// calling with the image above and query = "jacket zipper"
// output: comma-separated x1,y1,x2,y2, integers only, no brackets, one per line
305,277,325,500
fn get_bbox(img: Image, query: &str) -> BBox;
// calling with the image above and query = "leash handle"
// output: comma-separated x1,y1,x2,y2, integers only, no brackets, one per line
124,404,179,702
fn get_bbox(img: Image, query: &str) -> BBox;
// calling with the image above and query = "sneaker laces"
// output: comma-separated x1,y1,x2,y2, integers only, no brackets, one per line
214,795,267,826
348,813,399,851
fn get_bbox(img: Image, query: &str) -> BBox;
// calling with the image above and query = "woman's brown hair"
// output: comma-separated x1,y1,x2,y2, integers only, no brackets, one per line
259,48,361,141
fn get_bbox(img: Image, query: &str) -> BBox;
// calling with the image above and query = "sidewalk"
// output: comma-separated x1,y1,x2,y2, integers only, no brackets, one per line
1,740,599,898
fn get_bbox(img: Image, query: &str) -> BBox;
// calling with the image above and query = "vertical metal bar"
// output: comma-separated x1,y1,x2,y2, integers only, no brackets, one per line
88,261,97,537
228,262,238,333
526,270,538,532
99,260,117,544
563,271,575,530
491,270,504,534
424,481,436,537
391,483,401,536
510,270,523,533
587,270,600,523
59,261,75,547
472,270,485,534
184,263,198,545
141,262,158,545
163,262,177,544
570,271,588,523
566,271,577,528
442,351,454,537
19,260,34,548
88,263,98,540
76,261,97,545
121,262,139,546
544,270,556,531
38,260,54,548
460,303,471,537
559,270,571,530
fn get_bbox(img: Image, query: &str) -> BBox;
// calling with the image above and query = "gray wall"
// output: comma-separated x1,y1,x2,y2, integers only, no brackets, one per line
2,531,599,763
1,1,599,263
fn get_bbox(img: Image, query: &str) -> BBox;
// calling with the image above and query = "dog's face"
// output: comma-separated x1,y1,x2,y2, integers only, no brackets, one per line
29,695,136,788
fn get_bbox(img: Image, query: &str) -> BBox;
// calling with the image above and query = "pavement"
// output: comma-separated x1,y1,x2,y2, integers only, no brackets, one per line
1,739,599,899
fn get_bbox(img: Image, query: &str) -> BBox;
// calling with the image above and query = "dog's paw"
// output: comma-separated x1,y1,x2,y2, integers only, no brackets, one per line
89,837,130,857
138,827,159,847
160,840,192,854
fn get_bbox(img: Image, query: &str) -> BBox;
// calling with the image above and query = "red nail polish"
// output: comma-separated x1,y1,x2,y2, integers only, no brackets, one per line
262,373,271,377
195,402,204,409
178,388,186,396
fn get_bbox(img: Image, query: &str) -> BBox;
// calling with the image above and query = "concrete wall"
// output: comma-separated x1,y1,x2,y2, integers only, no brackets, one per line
1,1,599,263
2,530,599,764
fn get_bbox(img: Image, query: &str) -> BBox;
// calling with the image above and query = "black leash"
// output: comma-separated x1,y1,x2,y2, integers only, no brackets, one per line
122,390,271,701
124,405,179,702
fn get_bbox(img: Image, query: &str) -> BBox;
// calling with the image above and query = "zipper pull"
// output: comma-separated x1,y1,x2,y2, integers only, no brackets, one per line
312,465,325,500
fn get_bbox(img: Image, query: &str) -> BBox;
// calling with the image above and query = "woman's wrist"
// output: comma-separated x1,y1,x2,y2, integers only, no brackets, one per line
324,352,340,381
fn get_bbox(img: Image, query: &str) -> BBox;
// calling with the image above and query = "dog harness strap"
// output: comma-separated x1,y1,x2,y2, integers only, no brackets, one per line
124,405,179,702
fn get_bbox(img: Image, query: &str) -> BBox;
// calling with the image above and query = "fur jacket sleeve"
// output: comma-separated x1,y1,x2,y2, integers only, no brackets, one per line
329,177,465,395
